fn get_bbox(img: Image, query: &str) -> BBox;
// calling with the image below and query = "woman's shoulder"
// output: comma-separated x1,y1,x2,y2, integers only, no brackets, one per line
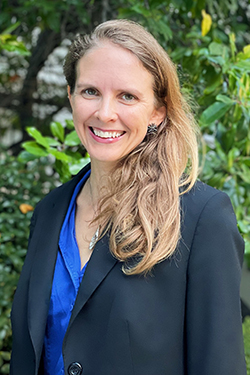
180,180,243,256
181,179,231,215
181,179,237,224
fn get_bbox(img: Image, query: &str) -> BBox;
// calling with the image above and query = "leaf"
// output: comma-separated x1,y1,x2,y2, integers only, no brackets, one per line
65,119,75,129
55,160,72,183
201,10,212,37
26,127,49,148
207,55,225,67
229,33,236,60
243,45,250,57
227,148,240,169
200,102,233,124
245,239,250,255
237,45,250,60
0,37,30,55
48,148,72,161
46,12,61,32
117,7,136,18
170,47,186,61
65,130,81,146
1,363,10,374
0,351,11,361
69,157,90,175
131,4,151,17
44,137,60,146
65,150,83,160
208,42,224,56
50,122,65,142
197,47,209,56
237,164,250,184
22,142,48,157
157,20,172,40
233,60,250,71
238,220,250,234
233,104,242,123
216,94,235,105
241,157,250,167
215,142,227,163
1,22,21,35
17,151,38,163
208,172,225,188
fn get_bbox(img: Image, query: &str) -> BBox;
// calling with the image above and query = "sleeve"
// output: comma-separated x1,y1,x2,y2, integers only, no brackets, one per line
185,191,247,375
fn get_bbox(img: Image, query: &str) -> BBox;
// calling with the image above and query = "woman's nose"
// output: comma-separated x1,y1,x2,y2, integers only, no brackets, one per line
95,97,118,123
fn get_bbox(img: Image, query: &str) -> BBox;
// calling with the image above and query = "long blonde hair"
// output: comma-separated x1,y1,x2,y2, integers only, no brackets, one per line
64,19,199,275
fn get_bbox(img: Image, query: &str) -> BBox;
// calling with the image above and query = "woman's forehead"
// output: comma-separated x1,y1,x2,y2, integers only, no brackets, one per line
75,42,154,90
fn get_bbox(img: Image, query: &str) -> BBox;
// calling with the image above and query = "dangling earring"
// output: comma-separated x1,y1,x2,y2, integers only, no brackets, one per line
147,123,157,135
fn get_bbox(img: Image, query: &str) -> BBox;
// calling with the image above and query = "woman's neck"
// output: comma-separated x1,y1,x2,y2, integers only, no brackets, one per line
87,159,116,205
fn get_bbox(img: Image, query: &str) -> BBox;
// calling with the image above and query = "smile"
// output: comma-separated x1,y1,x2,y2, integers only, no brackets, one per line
91,127,125,139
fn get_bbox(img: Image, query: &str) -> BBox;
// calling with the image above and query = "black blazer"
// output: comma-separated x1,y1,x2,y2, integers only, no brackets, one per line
10,164,247,375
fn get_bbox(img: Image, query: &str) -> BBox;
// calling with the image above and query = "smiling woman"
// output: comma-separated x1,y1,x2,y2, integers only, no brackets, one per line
11,19,246,375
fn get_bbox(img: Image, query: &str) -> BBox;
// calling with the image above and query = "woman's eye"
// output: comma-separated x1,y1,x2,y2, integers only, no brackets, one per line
122,93,136,102
83,88,98,96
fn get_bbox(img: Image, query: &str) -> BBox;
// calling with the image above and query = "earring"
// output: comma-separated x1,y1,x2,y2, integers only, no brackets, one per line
147,123,157,135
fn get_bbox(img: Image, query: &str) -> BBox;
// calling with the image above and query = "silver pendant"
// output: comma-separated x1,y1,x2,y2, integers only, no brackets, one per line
89,227,100,250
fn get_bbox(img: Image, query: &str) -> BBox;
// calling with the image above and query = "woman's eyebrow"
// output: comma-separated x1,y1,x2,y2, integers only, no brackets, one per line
75,83,143,97
76,82,95,88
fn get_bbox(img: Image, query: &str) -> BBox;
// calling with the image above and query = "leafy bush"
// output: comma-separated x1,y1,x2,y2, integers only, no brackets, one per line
0,150,58,373
20,120,90,183
174,31,250,267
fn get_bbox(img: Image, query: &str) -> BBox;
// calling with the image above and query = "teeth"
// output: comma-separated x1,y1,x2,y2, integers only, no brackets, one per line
93,128,123,138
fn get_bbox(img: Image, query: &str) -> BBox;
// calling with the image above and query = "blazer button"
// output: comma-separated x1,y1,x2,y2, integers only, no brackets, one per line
68,362,83,375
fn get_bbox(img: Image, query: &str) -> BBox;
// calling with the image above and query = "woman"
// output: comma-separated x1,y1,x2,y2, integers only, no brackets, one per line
10,19,246,375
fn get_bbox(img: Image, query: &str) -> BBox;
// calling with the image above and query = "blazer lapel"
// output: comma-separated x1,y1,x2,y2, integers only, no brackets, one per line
67,231,118,329
27,164,90,372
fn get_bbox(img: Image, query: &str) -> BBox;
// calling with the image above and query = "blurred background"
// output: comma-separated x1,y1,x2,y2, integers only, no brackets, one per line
0,0,250,373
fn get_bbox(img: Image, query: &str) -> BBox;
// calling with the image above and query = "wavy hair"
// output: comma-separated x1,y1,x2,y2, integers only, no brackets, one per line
63,19,199,275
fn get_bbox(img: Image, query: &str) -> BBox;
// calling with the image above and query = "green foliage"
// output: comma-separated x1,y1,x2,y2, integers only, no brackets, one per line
118,0,249,52
191,37,250,267
20,120,90,183
0,23,30,55
243,317,250,373
0,150,58,373
0,0,91,34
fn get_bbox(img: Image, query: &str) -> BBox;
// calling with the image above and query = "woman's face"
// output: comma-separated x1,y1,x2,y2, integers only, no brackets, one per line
68,41,166,167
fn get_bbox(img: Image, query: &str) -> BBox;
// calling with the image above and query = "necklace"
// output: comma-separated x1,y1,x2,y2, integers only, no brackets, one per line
88,178,100,251
89,226,100,250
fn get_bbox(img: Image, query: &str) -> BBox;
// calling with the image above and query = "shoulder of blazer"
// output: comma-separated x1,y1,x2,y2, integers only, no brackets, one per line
180,179,233,222
17,163,91,284
179,180,241,255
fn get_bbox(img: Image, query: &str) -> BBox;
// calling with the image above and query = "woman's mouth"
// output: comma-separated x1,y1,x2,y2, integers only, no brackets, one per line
90,127,125,139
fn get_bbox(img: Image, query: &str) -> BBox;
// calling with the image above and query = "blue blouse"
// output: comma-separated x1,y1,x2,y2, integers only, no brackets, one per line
43,170,91,375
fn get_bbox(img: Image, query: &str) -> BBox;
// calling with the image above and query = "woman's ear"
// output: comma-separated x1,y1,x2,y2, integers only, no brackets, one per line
67,86,72,106
151,105,167,126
